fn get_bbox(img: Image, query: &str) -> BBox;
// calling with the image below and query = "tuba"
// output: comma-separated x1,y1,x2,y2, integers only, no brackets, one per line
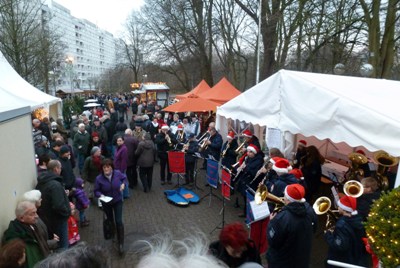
343,180,363,198
346,152,368,182
313,196,338,231
373,150,399,190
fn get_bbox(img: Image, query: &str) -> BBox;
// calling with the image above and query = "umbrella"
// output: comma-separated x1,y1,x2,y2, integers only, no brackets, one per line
83,103,100,108
85,99,98,102
163,94,220,113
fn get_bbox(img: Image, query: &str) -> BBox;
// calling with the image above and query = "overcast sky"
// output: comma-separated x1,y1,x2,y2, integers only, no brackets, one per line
52,0,144,36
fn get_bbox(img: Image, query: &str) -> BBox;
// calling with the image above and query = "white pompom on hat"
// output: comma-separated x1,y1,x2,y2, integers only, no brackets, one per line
272,158,292,173
227,131,235,139
284,184,305,203
161,124,169,130
242,129,253,137
246,144,259,154
338,196,358,215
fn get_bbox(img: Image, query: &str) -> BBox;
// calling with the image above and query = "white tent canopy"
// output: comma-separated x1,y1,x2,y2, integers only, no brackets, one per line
0,51,61,111
217,70,400,157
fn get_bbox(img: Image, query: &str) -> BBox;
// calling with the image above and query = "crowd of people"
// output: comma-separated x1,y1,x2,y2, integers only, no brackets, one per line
0,92,391,267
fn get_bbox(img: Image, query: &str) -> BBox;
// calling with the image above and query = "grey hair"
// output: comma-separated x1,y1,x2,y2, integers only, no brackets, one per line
22,190,41,203
34,242,110,268
125,128,133,135
78,123,85,129
15,201,35,218
136,233,227,268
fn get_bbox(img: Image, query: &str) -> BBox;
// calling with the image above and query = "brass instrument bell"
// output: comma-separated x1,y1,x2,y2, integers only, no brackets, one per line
373,150,399,189
343,180,364,198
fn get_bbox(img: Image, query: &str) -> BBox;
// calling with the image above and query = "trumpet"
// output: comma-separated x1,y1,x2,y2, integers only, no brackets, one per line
313,196,339,231
199,136,209,152
343,180,363,198
177,130,184,142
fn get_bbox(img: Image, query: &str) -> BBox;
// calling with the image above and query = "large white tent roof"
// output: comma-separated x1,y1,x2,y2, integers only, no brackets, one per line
0,51,61,111
217,70,400,156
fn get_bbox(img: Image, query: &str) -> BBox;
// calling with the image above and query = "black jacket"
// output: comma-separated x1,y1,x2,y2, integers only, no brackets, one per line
155,131,177,157
356,191,381,222
58,156,76,190
221,139,238,168
209,239,261,268
36,172,71,235
325,215,368,267
267,202,317,268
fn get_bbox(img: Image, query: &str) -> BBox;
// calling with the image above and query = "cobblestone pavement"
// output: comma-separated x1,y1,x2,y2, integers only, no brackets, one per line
79,161,329,267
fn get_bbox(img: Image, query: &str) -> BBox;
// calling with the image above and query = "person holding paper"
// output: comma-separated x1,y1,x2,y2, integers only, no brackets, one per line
266,184,317,268
94,158,128,255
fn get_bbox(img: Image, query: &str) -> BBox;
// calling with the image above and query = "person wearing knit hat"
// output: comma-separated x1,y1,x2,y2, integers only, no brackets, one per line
266,183,317,268
235,142,264,217
155,122,178,185
221,131,239,172
272,158,292,174
324,195,369,267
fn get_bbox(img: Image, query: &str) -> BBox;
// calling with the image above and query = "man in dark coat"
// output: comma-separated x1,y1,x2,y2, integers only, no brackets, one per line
267,184,317,268
58,145,76,191
36,160,71,250
155,124,177,185
3,201,50,267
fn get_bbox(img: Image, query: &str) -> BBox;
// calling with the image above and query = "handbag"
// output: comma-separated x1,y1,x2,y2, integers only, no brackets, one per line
103,212,114,240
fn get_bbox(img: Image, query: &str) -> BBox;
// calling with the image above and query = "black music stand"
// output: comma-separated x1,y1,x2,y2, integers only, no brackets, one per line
210,180,233,234
191,153,203,191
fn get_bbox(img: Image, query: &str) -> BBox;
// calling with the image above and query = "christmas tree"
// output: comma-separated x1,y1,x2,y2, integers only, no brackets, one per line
365,187,400,267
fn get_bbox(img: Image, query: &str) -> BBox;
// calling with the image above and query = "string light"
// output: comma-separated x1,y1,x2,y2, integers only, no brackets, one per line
32,107,49,121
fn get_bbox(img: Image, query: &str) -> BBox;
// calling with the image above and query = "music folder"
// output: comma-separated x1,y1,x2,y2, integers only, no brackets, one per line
249,200,270,221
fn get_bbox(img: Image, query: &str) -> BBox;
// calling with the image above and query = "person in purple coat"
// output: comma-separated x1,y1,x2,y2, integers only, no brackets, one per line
94,158,127,255
73,178,90,227
114,135,129,198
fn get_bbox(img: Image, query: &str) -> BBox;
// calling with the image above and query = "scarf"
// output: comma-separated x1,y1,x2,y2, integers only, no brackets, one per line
92,155,102,171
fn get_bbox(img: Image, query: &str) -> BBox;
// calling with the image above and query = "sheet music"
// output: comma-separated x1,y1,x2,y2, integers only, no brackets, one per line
99,195,113,203
266,128,282,150
249,200,270,221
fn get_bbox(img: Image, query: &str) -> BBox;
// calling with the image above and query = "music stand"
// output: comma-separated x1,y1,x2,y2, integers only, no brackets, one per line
191,153,203,191
200,159,222,207
211,171,233,234
168,151,186,188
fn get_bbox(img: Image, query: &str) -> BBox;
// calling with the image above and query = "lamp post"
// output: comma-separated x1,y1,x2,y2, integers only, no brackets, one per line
48,68,57,96
65,56,74,96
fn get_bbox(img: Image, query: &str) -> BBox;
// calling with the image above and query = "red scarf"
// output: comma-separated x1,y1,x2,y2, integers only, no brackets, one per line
92,155,102,171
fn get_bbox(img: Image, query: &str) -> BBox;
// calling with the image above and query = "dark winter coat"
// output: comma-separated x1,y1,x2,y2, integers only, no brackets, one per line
221,139,239,169
82,155,104,183
356,191,381,222
155,131,177,158
124,134,139,167
203,132,223,161
36,171,71,235
135,138,155,168
185,140,199,163
236,153,264,195
267,202,317,268
58,156,76,190
73,130,90,156
324,215,368,267
94,170,127,205
91,124,108,143
271,173,299,197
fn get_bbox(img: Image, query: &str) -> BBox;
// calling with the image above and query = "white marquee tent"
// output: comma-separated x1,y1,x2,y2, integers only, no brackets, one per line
0,51,61,116
216,70,400,187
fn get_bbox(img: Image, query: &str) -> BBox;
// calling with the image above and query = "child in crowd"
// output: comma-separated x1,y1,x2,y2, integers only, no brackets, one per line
74,178,90,227
68,202,80,246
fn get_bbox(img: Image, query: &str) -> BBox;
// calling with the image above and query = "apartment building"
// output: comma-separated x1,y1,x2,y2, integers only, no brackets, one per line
44,1,116,92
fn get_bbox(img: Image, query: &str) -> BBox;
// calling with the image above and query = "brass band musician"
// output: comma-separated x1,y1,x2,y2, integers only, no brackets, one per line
155,124,177,185
220,131,238,169
237,129,262,166
174,124,186,151
182,133,198,185
200,126,223,169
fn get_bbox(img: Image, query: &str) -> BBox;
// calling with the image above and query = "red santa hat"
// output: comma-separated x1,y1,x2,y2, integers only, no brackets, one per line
246,144,259,154
242,129,253,137
298,140,307,146
289,168,304,180
272,158,292,173
177,124,183,130
269,157,282,165
227,131,235,139
284,184,305,203
338,196,358,215
161,124,169,130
